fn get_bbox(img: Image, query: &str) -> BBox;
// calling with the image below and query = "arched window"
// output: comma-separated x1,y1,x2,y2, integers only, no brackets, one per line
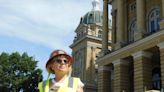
129,20,136,43
148,8,160,33
152,68,161,90
88,14,93,24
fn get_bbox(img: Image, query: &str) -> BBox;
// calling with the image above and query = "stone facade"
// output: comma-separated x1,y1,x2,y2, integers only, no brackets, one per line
70,0,112,92
97,0,164,92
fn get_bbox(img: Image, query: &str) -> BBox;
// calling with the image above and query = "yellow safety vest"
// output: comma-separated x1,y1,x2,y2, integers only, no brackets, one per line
38,77,80,92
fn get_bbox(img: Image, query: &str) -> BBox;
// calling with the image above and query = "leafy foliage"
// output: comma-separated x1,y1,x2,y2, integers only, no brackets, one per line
0,52,43,92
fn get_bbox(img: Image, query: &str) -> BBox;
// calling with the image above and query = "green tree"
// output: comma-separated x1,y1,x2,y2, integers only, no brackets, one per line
0,52,43,92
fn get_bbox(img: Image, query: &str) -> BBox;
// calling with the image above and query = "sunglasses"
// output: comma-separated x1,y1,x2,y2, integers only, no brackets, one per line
52,58,69,64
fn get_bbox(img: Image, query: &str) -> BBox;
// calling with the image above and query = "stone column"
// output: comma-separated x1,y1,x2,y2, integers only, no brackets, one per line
135,0,146,40
98,66,112,92
162,0,164,19
102,0,109,54
157,42,164,89
86,46,93,82
132,51,152,92
160,0,164,29
111,10,116,48
91,47,96,83
112,59,129,92
116,0,124,49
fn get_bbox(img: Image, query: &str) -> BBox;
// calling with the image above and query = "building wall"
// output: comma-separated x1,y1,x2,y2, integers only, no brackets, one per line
70,22,112,92
97,0,164,92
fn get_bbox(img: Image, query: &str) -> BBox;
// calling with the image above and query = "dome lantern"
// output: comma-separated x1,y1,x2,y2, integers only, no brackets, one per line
92,0,100,11
80,0,103,25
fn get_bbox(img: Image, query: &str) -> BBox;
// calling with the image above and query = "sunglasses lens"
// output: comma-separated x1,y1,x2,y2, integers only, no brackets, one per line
56,59,61,63
63,60,68,64
53,59,68,64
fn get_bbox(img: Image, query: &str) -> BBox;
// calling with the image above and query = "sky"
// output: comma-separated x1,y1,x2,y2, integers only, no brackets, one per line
0,0,111,80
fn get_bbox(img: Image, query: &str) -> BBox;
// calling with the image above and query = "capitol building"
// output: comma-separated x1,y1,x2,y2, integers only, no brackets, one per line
71,0,164,92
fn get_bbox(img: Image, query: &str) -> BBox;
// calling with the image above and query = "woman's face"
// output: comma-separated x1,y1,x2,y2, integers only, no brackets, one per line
50,55,71,75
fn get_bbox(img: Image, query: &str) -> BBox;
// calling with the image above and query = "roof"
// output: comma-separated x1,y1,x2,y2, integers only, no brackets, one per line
80,10,103,25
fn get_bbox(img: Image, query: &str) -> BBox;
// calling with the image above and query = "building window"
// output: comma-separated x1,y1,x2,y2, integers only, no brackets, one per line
129,20,136,43
81,32,83,37
148,8,160,33
129,2,136,12
98,30,102,38
129,61,134,92
73,52,83,77
88,14,93,24
152,68,161,90
77,33,80,39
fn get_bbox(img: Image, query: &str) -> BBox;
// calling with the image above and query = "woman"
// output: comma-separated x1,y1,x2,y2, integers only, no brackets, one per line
38,50,84,92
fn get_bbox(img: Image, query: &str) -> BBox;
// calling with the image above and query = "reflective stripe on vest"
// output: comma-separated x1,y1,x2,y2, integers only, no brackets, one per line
58,77,79,92
38,77,79,92
68,77,73,88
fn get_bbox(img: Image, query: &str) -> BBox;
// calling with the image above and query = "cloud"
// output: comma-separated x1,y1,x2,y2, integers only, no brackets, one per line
0,0,108,80
0,0,93,51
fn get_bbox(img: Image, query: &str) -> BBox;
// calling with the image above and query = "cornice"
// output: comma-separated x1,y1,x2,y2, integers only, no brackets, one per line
98,66,112,72
157,42,164,49
112,59,128,66
70,35,111,48
132,51,152,59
